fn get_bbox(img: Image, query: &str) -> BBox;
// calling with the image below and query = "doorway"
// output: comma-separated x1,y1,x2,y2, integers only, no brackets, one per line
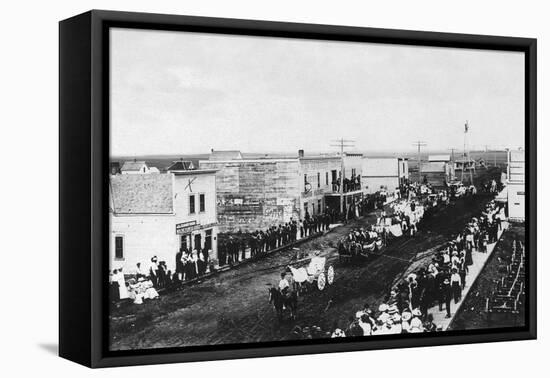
194,233,202,251
205,230,212,251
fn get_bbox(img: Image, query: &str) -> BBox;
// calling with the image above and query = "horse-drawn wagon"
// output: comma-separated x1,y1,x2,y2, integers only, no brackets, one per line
288,251,335,291
338,232,383,263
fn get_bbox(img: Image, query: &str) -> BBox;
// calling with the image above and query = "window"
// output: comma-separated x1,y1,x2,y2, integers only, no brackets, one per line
312,203,316,214
317,172,320,188
189,194,196,214
326,172,329,186
115,236,124,260
318,200,322,213
199,194,205,212
304,174,307,186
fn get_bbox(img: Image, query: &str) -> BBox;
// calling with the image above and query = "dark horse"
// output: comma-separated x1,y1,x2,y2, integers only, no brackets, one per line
268,287,298,321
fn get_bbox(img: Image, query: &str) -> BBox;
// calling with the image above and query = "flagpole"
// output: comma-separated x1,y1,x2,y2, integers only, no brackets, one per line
462,121,467,183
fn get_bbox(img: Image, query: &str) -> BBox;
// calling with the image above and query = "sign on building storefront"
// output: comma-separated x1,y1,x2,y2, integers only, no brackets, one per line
176,220,217,235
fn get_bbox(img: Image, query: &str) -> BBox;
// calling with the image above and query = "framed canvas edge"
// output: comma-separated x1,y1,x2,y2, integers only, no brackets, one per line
58,9,537,368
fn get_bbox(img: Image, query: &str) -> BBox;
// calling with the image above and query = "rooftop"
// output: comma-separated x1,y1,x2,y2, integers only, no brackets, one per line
120,160,148,172
428,154,451,162
167,160,195,171
209,150,243,161
110,174,173,214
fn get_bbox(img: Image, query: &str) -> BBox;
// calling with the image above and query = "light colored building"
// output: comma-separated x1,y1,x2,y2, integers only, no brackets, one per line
362,157,408,194
507,149,525,221
109,169,218,273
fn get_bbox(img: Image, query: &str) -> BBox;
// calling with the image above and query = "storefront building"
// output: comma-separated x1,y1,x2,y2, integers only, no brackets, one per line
109,169,218,273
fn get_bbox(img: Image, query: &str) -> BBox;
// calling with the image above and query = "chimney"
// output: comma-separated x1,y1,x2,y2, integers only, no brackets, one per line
298,149,304,158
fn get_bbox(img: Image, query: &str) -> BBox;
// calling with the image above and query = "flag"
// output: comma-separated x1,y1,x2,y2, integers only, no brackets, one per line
464,121,469,133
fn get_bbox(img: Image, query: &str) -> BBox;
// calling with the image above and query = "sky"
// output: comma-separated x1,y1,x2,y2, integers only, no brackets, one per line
110,28,525,157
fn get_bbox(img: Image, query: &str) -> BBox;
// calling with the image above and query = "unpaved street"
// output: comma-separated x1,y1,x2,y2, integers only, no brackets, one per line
110,172,499,350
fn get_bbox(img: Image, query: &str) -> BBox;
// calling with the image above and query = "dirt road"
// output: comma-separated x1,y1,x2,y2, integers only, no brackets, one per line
110,171,501,350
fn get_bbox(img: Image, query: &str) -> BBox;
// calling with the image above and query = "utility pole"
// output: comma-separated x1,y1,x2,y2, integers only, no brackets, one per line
330,138,355,216
412,141,427,184
483,145,489,168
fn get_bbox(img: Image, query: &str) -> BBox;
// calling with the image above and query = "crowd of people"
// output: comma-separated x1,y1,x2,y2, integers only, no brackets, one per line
337,227,384,259
332,173,361,193
110,249,212,304
109,267,160,305
287,190,506,340
481,178,502,194
218,211,336,266
326,199,505,337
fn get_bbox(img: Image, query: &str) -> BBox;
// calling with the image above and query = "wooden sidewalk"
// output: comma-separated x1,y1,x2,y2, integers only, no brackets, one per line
428,216,509,330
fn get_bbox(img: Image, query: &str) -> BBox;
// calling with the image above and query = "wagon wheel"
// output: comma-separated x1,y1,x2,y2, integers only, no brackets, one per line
317,272,326,291
327,266,335,285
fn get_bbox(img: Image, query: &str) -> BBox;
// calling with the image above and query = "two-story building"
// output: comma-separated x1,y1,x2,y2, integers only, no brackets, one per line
109,169,218,273
299,154,342,218
362,157,409,194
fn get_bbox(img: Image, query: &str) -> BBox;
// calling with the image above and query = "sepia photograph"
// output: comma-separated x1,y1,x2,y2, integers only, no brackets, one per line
107,27,527,351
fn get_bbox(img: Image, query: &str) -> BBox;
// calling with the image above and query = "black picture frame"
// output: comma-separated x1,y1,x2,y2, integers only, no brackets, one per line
59,9,537,368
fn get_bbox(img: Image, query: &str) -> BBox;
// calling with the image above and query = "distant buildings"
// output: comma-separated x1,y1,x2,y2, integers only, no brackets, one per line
507,149,525,221
109,168,218,272
420,155,454,187
120,160,151,174
167,160,195,171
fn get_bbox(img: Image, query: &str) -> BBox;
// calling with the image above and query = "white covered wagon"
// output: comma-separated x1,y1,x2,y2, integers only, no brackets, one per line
288,252,335,291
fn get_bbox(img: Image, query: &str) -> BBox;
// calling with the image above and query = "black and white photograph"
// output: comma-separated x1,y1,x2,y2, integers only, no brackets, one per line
107,26,528,352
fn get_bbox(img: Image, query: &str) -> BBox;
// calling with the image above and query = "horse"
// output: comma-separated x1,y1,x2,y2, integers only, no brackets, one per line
268,287,298,321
